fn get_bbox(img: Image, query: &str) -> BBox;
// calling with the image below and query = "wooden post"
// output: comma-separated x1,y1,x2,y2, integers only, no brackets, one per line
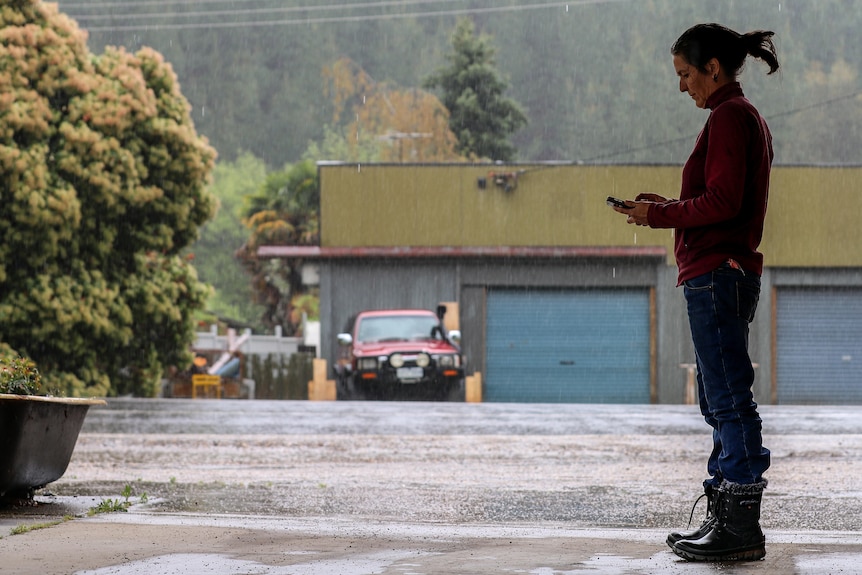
309,358,336,401
465,372,482,403
680,362,758,405
438,301,460,331
679,364,697,405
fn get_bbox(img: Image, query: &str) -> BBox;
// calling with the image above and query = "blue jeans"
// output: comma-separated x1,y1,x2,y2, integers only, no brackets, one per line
684,264,770,486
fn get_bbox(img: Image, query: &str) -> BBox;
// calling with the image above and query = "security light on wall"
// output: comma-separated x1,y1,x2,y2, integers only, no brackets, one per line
482,171,519,193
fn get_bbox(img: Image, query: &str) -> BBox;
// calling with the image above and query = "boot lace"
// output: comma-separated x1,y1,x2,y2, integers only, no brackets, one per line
686,492,711,528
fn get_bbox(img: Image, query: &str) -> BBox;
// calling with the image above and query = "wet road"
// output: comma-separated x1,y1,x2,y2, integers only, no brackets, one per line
62,399,862,529
2,399,862,574
80,398,862,436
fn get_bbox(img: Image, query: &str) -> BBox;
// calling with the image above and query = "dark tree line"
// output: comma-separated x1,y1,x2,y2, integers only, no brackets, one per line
60,0,862,167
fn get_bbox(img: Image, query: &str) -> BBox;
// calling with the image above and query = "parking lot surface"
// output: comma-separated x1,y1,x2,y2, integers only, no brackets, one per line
2,399,861,574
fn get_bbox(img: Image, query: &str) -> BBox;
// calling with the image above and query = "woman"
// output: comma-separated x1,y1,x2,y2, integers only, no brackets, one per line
613,23,780,562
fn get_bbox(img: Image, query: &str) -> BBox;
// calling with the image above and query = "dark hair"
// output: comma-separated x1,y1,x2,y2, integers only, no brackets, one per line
672,23,779,77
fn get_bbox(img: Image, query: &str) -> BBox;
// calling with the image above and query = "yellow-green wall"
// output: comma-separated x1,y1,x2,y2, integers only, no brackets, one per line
320,164,862,267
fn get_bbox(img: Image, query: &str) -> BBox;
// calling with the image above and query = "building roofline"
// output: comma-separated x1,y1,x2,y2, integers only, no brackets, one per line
256,245,667,259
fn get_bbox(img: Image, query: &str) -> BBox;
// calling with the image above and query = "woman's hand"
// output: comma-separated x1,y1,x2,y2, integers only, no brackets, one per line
635,193,668,203
613,201,651,226
612,193,671,226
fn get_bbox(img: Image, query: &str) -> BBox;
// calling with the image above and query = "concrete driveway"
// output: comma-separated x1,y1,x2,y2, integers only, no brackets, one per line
2,399,861,574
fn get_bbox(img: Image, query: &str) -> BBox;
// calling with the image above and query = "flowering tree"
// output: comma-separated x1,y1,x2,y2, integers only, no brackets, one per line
0,0,216,396
321,57,462,163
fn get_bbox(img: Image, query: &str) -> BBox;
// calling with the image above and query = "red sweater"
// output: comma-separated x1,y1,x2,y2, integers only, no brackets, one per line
647,82,773,285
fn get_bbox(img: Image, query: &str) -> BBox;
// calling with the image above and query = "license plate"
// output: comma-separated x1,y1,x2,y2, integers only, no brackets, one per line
396,367,424,381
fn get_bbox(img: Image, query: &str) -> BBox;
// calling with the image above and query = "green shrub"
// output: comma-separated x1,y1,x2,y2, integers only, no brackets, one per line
0,357,42,395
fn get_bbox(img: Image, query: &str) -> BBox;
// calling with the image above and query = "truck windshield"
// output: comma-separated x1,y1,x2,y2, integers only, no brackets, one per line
356,315,440,342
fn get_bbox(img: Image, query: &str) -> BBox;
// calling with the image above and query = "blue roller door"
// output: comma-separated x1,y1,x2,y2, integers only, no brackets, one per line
485,288,651,403
777,288,862,404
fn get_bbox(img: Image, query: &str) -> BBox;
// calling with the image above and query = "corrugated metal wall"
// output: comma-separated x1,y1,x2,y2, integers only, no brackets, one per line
320,163,862,267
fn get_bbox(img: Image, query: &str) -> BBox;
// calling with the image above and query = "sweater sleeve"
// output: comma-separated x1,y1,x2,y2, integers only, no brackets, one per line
647,103,750,229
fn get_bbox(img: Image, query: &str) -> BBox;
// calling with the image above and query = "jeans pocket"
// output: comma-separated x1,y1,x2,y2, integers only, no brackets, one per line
683,271,713,292
737,280,760,323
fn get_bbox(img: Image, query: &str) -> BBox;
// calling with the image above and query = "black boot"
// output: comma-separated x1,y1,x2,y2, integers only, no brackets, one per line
666,484,717,547
672,480,766,562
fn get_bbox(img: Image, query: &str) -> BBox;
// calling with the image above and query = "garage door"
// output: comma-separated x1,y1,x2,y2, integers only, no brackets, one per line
777,288,862,404
485,288,651,403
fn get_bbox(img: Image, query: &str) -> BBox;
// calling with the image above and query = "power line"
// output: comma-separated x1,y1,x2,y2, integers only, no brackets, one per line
60,0,405,8
63,0,628,32
65,0,465,21
764,89,862,121
584,90,862,162
60,0,444,8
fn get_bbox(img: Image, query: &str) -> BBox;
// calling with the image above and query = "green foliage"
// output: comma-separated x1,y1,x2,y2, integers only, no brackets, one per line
87,483,147,515
244,159,319,232
423,18,527,162
191,152,267,329
238,160,319,335
0,356,41,395
8,516,72,536
88,498,130,515
0,0,216,397
291,293,319,322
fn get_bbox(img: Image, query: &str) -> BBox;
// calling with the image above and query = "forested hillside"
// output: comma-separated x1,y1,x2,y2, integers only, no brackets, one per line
58,0,861,167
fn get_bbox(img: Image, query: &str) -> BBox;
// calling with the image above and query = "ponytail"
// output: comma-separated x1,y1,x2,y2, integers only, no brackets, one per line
673,24,780,78
743,30,780,75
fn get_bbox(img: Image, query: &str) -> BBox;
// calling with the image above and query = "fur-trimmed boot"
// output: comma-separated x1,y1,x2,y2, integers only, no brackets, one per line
666,483,717,547
671,480,766,562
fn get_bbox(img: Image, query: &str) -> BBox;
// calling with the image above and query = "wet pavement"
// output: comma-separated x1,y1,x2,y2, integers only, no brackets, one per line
1,399,861,574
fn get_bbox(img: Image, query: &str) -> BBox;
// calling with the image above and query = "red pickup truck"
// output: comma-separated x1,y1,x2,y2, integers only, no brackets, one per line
334,306,464,401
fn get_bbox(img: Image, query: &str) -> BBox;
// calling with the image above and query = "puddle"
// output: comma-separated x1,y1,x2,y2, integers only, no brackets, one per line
550,550,862,575
73,550,862,575
533,552,726,575
796,552,862,573
75,550,430,575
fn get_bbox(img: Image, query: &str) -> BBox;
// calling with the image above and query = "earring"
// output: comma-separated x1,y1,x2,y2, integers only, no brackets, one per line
713,73,718,82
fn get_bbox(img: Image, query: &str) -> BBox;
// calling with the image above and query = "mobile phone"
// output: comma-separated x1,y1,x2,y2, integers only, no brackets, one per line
606,196,631,209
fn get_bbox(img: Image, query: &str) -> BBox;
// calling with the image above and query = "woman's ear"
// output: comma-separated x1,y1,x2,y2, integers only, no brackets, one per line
707,58,721,81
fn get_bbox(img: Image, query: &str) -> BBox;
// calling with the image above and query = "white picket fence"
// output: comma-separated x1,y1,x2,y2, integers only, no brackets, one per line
194,322,320,359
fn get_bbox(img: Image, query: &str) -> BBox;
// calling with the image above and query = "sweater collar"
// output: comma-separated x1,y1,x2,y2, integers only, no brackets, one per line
706,81,744,110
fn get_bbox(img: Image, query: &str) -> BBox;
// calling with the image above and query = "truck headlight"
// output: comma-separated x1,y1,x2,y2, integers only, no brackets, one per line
357,357,378,370
389,354,404,368
416,353,430,367
434,354,460,367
